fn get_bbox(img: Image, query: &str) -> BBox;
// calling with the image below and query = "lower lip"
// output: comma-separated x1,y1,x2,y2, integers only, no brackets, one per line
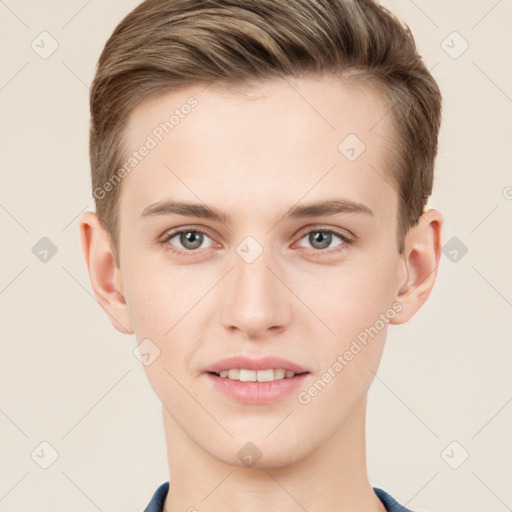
205,372,309,405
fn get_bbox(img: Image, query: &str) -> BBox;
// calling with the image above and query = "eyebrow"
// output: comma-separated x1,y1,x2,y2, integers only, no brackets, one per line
140,198,374,223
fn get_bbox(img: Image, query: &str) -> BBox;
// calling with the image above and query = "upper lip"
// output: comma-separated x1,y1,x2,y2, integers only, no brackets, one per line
205,355,310,374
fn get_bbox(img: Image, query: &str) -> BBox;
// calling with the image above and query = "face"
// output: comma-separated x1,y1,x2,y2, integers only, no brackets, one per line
111,75,407,467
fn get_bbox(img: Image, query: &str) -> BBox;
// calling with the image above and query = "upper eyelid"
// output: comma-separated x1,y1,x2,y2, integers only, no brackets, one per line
162,224,352,238
162,225,355,248
294,224,356,243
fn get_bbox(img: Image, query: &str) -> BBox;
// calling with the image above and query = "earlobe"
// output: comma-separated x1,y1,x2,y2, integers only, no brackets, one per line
390,208,443,325
78,211,134,335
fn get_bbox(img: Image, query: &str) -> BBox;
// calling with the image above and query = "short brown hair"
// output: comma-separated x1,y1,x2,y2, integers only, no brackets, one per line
89,0,442,267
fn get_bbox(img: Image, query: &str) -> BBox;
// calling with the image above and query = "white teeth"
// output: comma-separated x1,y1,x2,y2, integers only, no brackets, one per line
274,368,286,380
216,368,296,381
228,369,240,380
239,369,257,382
255,369,274,382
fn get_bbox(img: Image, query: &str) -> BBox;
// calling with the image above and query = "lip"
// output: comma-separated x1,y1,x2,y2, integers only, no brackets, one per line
203,355,311,405
204,355,310,374
205,372,310,405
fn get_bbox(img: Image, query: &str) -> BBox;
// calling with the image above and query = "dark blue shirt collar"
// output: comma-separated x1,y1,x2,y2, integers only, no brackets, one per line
144,481,416,512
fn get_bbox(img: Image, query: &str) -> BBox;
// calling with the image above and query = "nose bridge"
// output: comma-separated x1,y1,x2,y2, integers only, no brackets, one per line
234,245,275,298
219,236,290,336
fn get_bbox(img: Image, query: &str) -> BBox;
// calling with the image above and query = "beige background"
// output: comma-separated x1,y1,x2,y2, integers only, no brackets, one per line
1,1,511,511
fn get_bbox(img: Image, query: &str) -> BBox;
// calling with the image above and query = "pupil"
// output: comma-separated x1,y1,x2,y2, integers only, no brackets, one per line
311,231,331,249
182,231,202,249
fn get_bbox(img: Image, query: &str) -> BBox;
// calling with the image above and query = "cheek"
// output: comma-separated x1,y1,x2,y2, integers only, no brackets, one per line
124,280,169,335
122,254,194,334
301,261,392,334
123,263,207,367
124,270,195,401
296,259,393,388
302,323,388,418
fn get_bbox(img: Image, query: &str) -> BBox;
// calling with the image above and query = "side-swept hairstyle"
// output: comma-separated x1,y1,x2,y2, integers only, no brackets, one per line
89,0,442,266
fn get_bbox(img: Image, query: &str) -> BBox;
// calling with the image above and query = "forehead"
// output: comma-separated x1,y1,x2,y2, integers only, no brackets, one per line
118,74,397,229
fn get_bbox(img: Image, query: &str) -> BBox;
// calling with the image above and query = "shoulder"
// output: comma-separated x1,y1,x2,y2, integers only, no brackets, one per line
373,487,419,512
143,481,169,512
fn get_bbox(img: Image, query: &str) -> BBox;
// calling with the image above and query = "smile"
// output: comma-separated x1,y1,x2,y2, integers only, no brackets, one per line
213,368,298,382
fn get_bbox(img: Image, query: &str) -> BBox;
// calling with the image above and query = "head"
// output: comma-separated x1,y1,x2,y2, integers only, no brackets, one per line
80,0,443,468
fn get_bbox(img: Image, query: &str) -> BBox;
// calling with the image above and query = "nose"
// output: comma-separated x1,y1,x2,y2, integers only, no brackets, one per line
218,244,291,339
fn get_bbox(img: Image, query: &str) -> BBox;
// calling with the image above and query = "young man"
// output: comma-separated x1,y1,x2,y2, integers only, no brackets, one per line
79,0,443,510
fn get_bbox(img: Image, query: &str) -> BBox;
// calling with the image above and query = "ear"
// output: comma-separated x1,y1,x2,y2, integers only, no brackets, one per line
78,211,134,335
390,208,444,325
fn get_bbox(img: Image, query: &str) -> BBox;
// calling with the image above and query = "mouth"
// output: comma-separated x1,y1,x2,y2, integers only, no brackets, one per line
203,356,311,404
205,371,310,405
204,354,310,376
206,368,309,382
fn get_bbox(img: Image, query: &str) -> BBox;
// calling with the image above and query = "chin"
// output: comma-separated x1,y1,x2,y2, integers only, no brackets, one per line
207,434,310,470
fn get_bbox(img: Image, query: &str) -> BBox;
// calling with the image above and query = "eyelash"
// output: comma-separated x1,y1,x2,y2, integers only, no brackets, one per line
159,227,355,258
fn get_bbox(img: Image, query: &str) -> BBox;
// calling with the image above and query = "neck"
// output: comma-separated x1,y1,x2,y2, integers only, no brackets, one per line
162,394,386,512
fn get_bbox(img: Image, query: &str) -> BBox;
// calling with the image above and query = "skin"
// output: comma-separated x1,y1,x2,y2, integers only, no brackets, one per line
79,74,443,512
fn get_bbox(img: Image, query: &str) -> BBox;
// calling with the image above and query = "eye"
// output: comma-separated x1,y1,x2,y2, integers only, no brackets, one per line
160,228,215,255
159,226,355,258
295,228,355,255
